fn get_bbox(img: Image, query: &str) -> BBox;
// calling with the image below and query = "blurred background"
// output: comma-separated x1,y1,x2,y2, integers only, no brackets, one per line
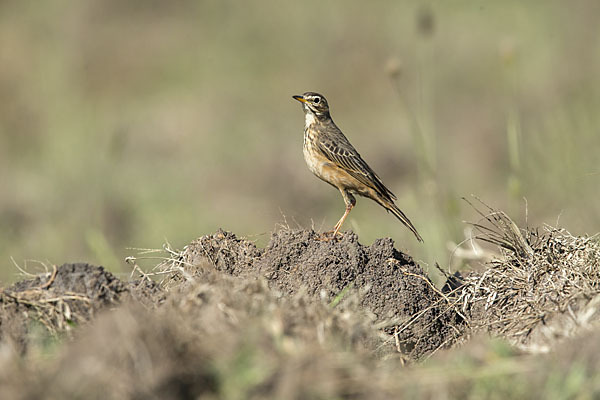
1,0,599,283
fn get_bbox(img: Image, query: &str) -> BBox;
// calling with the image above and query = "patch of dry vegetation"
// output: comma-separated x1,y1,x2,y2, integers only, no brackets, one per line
452,201,600,352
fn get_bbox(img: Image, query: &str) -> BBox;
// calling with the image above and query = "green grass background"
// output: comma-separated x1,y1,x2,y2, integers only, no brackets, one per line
1,0,599,283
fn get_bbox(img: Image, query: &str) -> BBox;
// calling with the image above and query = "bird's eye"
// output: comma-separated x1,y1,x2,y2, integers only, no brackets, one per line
313,97,321,104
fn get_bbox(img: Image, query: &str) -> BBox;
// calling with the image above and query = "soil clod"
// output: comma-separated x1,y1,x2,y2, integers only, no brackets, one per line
0,263,164,352
166,228,464,359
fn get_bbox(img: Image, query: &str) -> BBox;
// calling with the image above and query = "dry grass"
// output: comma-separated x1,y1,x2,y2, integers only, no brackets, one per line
451,200,600,352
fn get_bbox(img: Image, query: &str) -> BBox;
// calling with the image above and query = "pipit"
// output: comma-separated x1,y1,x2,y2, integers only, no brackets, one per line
293,92,423,242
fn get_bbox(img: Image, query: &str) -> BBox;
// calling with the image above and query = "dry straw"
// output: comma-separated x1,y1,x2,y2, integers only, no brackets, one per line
452,199,600,352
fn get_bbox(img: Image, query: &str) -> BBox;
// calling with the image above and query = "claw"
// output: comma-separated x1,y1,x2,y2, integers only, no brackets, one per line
317,230,344,241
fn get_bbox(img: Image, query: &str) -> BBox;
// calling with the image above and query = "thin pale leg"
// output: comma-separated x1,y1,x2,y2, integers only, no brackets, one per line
320,190,356,241
331,204,353,237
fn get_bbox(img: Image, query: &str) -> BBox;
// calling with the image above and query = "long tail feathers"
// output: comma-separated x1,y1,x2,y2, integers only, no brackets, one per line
386,202,424,242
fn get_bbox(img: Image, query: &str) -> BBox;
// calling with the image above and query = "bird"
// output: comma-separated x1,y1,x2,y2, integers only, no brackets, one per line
292,91,423,242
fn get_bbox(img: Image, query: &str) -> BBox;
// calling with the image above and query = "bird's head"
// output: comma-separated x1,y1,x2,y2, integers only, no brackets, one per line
292,92,330,117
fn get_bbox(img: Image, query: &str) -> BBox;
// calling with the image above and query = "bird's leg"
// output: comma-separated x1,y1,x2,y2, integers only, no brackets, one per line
332,204,353,237
320,190,355,241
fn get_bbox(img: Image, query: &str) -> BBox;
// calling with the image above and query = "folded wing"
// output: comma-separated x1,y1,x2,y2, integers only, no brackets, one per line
317,134,397,201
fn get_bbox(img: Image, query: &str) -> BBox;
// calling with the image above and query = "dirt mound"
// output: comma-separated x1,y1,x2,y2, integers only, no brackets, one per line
1,216,600,399
163,228,464,359
1,232,464,360
0,263,164,352
1,272,393,400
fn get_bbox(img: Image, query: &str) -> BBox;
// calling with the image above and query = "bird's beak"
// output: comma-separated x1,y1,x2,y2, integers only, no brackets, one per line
293,95,307,103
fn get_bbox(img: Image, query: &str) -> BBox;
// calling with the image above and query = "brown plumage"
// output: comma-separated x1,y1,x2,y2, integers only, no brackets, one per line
293,91,423,242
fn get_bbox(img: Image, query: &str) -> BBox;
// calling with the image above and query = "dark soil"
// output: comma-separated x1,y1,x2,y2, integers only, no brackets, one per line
172,228,464,358
0,263,164,352
0,230,463,360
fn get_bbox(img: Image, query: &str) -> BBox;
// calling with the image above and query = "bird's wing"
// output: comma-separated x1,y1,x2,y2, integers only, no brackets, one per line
317,133,397,201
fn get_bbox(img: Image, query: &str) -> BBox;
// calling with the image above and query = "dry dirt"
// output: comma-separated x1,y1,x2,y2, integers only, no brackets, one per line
166,229,464,358
0,263,165,352
0,223,598,399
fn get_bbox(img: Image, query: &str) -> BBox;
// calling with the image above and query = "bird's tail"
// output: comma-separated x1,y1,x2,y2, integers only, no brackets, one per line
385,201,424,242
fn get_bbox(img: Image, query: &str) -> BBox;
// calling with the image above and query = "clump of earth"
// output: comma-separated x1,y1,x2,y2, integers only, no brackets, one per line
1,224,598,399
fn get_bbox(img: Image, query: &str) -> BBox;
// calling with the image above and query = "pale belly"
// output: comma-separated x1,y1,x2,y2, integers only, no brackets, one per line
303,128,330,181
303,142,325,178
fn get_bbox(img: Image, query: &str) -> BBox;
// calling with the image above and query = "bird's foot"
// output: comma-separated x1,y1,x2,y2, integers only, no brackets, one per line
317,230,343,241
